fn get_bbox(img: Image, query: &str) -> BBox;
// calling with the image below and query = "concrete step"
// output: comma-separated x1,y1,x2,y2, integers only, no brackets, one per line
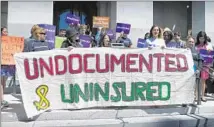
2,94,214,122
2,114,214,127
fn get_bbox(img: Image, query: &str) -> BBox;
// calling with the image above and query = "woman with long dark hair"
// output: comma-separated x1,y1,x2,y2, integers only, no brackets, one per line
99,34,111,47
195,31,213,102
146,25,165,49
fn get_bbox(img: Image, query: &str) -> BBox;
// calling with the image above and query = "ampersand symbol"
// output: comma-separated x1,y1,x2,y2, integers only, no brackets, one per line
33,85,50,111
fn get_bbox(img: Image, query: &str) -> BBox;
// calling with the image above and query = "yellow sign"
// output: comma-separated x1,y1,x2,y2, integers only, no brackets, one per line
1,36,24,65
55,36,66,48
93,16,110,28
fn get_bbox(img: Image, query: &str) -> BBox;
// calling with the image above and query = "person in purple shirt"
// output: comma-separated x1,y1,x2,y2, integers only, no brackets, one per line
163,30,177,48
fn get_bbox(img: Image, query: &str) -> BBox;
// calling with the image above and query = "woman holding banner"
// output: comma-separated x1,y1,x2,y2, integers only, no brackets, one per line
195,31,213,102
146,25,166,49
1,27,14,109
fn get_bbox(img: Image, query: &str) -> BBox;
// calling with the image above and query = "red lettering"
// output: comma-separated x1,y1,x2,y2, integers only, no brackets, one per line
55,55,67,75
176,54,188,72
153,53,164,72
84,54,95,73
96,54,109,73
126,54,138,72
68,54,82,74
165,54,176,72
139,54,153,73
24,58,39,80
110,54,125,72
39,57,54,78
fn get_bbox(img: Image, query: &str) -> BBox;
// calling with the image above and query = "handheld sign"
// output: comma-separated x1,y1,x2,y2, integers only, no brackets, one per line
93,16,110,28
106,29,116,40
55,36,66,48
1,36,24,65
65,13,80,25
38,24,56,49
137,38,147,48
199,49,214,64
79,35,92,48
116,23,131,34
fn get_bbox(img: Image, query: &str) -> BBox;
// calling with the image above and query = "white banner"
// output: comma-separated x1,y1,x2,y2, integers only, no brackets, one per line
14,48,195,118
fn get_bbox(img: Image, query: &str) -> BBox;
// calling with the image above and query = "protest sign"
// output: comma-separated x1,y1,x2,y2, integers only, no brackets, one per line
1,36,24,65
137,38,147,48
14,48,195,118
116,23,131,34
55,36,66,48
65,13,80,25
199,49,214,64
79,35,92,48
92,16,110,28
38,24,56,49
106,29,116,40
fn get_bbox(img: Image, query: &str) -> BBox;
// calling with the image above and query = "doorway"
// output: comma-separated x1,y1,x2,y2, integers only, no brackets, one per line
53,1,98,34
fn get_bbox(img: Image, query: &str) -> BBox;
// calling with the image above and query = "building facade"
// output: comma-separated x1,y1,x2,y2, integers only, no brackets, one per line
1,1,214,47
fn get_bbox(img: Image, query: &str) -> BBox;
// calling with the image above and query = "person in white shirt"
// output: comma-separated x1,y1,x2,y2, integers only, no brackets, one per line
146,25,166,49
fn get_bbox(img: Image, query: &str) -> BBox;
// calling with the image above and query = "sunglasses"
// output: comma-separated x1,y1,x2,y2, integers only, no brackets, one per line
39,33,46,35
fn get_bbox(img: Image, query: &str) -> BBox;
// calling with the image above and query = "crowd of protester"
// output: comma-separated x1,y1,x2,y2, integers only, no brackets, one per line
1,23,213,109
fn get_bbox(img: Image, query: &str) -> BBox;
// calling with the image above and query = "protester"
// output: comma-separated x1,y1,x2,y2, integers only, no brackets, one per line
173,32,186,48
95,27,106,47
61,28,81,48
187,36,195,48
146,25,165,48
23,25,40,52
163,30,178,48
195,31,213,102
144,33,150,40
85,24,92,36
58,29,66,37
99,34,111,47
24,27,50,52
1,27,8,36
116,31,132,48
1,27,15,109
79,25,87,35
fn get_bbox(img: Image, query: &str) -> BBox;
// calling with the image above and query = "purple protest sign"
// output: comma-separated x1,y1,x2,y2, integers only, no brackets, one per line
137,38,147,48
38,24,56,49
116,23,131,34
106,29,116,40
199,49,214,64
79,35,92,48
65,13,80,25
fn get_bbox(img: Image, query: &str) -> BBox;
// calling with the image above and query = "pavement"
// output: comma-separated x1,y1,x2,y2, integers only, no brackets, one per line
1,94,214,127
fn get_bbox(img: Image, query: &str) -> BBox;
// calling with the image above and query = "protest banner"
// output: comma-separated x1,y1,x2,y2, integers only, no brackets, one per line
92,16,110,28
1,36,24,65
65,13,80,25
106,29,116,40
199,49,214,64
79,35,92,48
55,36,66,48
38,24,56,49
116,23,131,34
14,48,195,118
137,38,147,48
